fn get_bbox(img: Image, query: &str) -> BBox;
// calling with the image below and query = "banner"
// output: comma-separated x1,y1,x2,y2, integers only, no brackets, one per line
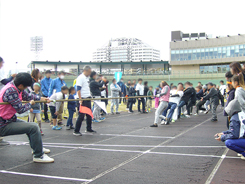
114,72,122,82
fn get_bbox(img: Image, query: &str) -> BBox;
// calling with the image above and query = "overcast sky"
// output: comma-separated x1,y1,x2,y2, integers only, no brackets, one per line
0,0,245,72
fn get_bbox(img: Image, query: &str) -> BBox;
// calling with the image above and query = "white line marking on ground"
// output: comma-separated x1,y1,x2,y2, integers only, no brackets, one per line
100,134,175,139
0,170,92,182
81,112,223,184
205,148,229,184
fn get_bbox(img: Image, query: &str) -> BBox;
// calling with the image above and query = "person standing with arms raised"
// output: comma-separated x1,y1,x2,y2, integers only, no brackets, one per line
74,66,96,136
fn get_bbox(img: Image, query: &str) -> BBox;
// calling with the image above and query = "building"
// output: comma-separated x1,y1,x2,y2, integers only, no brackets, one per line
170,30,245,75
93,37,160,62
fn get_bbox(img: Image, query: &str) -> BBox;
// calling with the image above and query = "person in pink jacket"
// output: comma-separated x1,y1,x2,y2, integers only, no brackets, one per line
150,81,170,127
154,86,161,109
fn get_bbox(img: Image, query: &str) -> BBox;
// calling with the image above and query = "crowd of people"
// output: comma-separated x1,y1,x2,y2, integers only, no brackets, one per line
0,55,245,163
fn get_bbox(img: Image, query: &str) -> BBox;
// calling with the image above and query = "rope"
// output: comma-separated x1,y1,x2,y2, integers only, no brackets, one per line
0,96,157,105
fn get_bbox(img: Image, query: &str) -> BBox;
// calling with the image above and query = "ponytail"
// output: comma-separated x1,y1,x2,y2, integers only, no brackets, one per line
232,73,245,89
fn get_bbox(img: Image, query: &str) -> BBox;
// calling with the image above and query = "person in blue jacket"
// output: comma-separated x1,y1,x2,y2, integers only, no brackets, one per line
215,99,245,160
48,71,67,124
117,78,126,104
41,70,52,122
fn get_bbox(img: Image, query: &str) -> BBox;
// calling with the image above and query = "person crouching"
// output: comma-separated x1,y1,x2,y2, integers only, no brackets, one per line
215,99,245,160
48,86,69,130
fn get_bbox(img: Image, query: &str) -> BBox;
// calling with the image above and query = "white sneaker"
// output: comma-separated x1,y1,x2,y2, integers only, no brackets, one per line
238,153,242,157
43,148,50,154
185,115,191,118
161,120,166,125
193,113,198,116
32,147,51,154
126,108,129,110
33,154,54,163
241,155,245,160
199,110,203,113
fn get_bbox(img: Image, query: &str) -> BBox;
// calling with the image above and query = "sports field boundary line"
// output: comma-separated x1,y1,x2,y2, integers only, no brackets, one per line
0,170,92,182
81,112,223,184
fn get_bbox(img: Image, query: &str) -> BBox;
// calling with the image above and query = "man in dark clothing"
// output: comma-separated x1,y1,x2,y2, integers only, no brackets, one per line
89,72,105,122
144,81,149,105
186,86,196,117
195,85,206,115
201,82,219,122
125,80,131,109
177,82,194,119
117,78,126,104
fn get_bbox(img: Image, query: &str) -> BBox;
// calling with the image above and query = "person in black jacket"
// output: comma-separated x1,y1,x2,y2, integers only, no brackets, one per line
194,85,206,115
89,71,105,122
201,82,219,122
128,83,136,113
177,82,193,119
186,84,196,117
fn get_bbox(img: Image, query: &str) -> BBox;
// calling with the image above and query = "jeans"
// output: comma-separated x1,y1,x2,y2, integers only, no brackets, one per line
138,97,145,112
225,138,245,156
162,102,177,120
154,101,168,124
129,101,133,112
43,95,49,120
178,101,186,117
205,100,210,110
75,100,92,132
66,109,75,127
0,119,43,158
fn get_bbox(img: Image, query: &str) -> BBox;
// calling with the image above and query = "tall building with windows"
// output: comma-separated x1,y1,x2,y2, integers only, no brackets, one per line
93,38,160,62
170,31,245,74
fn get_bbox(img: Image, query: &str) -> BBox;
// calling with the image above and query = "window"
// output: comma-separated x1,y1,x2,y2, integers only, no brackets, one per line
201,49,205,59
222,47,226,58
209,48,213,59
188,50,192,60
196,49,200,60
200,64,232,74
218,47,222,58
205,48,209,59
213,47,218,58
180,50,184,61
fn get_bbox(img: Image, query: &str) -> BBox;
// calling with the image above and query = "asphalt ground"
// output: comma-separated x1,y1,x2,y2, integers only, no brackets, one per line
0,108,244,184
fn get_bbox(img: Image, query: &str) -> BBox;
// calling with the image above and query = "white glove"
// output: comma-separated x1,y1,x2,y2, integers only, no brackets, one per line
156,94,160,98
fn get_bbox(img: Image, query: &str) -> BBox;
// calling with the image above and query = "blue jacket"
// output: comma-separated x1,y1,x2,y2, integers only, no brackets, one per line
48,77,67,97
117,81,126,95
41,77,53,97
221,113,245,141
67,94,76,111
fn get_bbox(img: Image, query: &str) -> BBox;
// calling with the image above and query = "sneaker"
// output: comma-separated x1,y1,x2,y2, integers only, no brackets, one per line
180,114,186,118
185,115,191,118
99,117,106,121
116,112,120,114
171,119,175,123
40,130,44,136
92,119,101,123
66,126,71,130
86,129,97,133
193,113,198,116
70,126,75,129
241,155,245,160
73,132,82,136
138,111,142,113
128,111,132,114
52,126,62,130
45,119,50,123
43,148,51,154
33,154,54,163
165,119,171,125
111,112,115,115
204,110,209,114
238,153,242,157
142,111,148,114
0,139,10,146
161,120,166,125
58,121,63,125
199,110,203,113
211,119,218,122
126,108,129,110
150,124,158,127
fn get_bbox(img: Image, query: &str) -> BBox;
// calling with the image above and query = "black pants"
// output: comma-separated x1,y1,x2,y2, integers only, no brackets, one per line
187,102,195,115
196,100,206,114
220,96,225,107
43,95,49,120
129,101,133,112
75,100,92,133
119,93,126,104
138,97,145,112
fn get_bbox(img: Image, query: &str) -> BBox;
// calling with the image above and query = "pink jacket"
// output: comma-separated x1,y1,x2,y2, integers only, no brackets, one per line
0,83,23,120
160,85,170,102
